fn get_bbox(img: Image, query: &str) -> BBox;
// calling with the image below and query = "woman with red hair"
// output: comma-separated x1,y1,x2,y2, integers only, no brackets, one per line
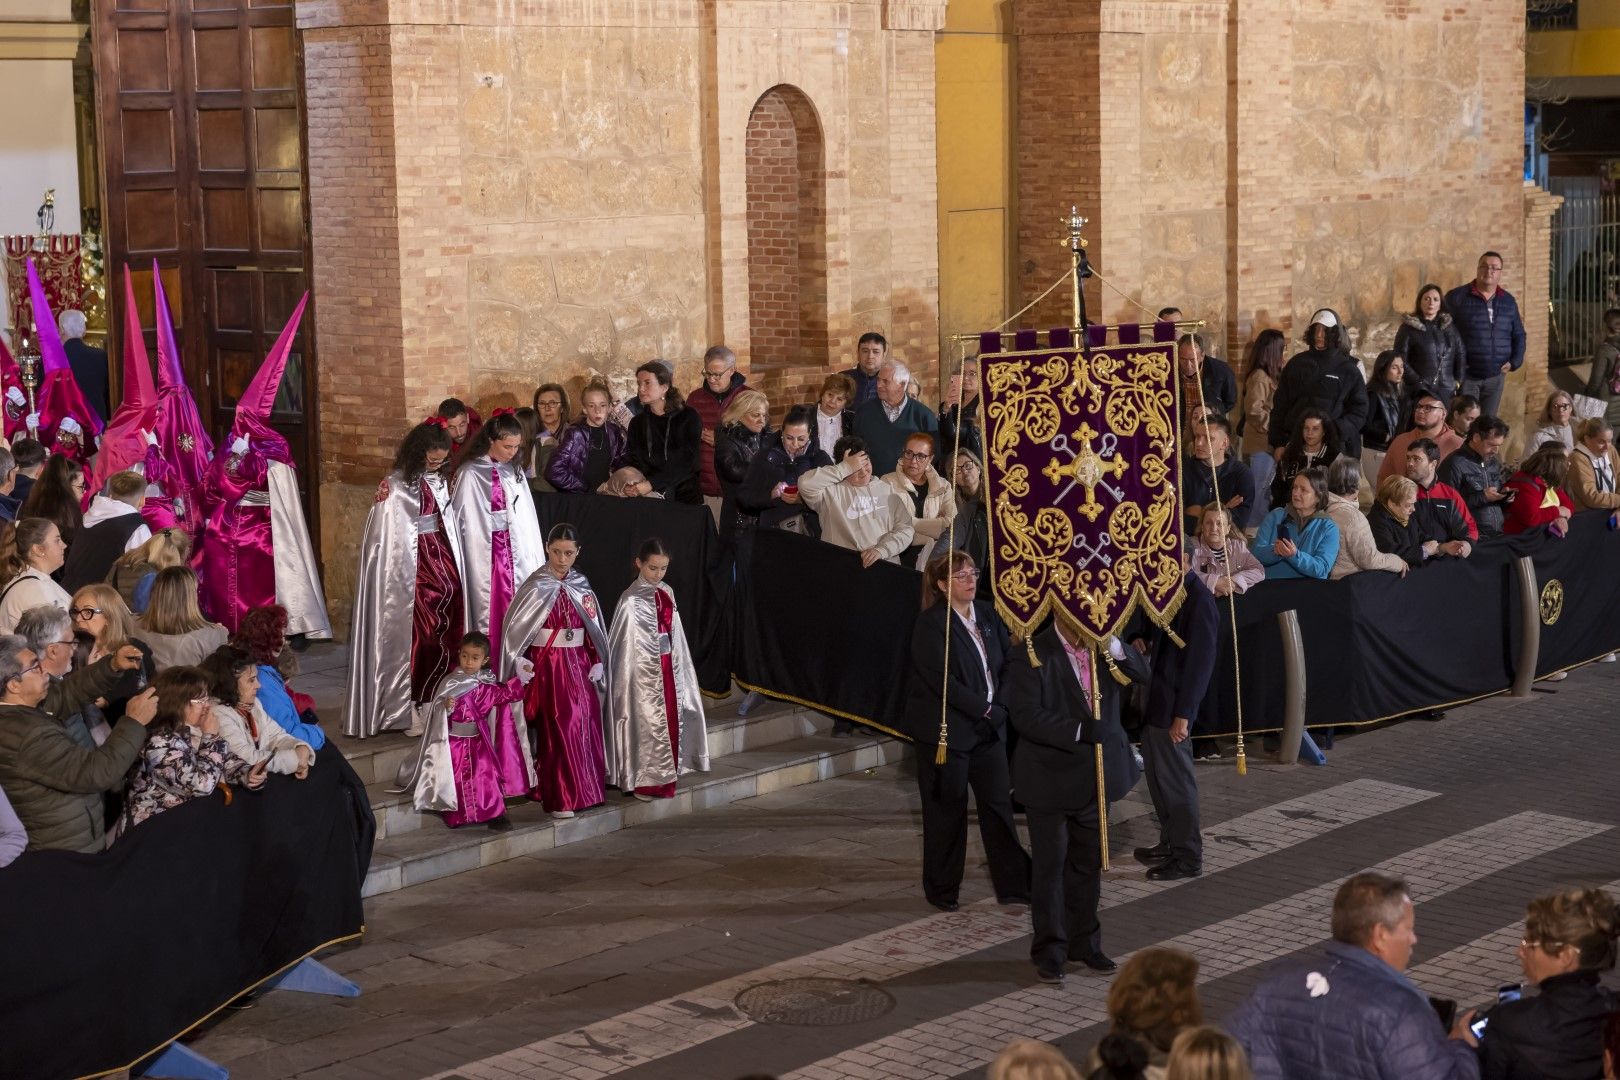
232,603,325,751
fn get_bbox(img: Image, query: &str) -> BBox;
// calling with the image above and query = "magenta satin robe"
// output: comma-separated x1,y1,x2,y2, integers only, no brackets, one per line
444,675,527,827
196,446,283,633
522,593,606,813
412,482,463,703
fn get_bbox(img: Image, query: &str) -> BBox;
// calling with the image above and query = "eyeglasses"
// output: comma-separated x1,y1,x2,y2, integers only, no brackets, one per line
68,607,102,621
1555,402,1572,410
537,398,563,409
190,696,213,706
901,451,933,461
951,568,981,581
12,659,41,679
704,370,730,380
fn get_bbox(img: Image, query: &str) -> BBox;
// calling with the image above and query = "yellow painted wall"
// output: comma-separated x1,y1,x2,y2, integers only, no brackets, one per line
1529,2,1620,77
935,0,1015,367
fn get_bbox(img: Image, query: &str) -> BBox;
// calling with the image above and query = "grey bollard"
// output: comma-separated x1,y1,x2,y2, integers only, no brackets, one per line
1274,609,1307,765
1511,555,1541,698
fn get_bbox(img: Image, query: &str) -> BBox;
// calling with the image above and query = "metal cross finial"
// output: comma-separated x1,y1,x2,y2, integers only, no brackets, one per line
1068,206,1088,251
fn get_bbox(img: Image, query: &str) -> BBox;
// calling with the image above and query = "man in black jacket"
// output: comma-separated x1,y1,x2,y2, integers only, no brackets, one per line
1131,575,1218,881
1268,309,1370,458
1177,333,1237,425
1003,620,1149,984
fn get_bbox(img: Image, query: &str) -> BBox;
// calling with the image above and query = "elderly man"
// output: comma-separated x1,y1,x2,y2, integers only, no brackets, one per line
1446,251,1526,419
797,435,914,568
16,603,144,746
1438,416,1510,538
1182,415,1251,535
841,332,889,408
58,309,109,425
1229,872,1480,1078
852,360,939,476
1378,389,1463,486
1405,438,1477,550
689,345,751,509
0,633,157,853
1177,333,1237,426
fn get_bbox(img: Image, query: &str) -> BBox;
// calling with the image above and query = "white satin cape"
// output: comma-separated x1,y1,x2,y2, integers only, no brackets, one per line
605,579,710,790
343,471,464,738
268,460,333,640
497,567,613,754
450,457,545,636
392,669,537,812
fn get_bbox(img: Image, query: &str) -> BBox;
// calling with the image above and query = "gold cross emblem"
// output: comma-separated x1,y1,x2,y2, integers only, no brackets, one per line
1042,422,1128,522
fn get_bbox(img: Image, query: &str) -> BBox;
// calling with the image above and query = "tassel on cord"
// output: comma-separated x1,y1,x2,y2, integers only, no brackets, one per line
1103,651,1131,686
1025,634,1042,669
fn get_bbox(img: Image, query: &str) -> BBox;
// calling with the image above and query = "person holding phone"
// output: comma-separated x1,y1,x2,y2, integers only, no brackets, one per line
1249,469,1340,580
1477,886,1619,1079
204,645,316,779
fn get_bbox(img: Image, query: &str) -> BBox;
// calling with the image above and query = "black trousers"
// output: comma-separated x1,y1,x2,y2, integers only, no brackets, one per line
1141,723,1202,866
914,735,1030,906
1025,806,1102,973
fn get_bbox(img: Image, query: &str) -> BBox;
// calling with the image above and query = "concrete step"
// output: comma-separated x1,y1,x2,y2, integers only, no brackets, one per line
345,693,837,842
361,726,907,898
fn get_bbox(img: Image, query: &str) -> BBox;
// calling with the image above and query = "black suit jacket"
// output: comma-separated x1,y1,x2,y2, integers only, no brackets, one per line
805,402,856,462
1142,574,1219,729
904,600,1009,751
1003,628,1149,811
63,338,109,424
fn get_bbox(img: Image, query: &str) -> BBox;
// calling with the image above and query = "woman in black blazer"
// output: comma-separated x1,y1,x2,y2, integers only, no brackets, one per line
904,550,1031,911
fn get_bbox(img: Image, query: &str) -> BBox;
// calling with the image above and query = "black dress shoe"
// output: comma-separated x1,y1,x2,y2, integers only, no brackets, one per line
927,898,960,913
997,894,1032,906
1133,843,1172,865
1036,967,1065,985
1067,950,1117,974
1146,861,1202,881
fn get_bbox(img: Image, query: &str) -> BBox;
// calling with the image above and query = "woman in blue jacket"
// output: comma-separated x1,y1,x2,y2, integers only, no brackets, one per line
1250,468,1340,580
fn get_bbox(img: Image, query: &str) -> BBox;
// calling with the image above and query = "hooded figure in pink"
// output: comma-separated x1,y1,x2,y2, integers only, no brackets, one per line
92,267,159,493
0,334,26,442
195,293,331,639
143,266,214,539
26,259,103,469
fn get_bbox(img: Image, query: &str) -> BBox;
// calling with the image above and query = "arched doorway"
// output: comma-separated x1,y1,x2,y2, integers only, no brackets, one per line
744,85,827,405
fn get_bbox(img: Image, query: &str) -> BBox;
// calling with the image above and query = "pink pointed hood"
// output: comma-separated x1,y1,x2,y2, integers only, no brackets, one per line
0,332,24,442
27,258,103,463
149,262,215,493
93,267,160,488
231,292,308,460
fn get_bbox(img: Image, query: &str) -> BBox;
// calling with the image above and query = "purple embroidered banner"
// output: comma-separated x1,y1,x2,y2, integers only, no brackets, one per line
979,336,1186,645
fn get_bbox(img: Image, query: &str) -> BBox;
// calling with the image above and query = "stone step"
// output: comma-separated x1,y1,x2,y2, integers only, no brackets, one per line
355,694,832,842
362,728,907,897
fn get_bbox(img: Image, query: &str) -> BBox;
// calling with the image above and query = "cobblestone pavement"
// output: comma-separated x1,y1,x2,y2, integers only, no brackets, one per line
194,657,1620,1079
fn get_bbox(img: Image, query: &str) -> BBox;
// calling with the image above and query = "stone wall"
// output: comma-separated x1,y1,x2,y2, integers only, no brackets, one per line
298,0,946,627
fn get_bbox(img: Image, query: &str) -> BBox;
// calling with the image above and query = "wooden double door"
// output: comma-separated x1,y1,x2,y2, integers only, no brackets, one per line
93,0,317,522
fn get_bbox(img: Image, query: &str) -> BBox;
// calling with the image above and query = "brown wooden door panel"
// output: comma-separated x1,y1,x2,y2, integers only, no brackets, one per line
96,0,319,528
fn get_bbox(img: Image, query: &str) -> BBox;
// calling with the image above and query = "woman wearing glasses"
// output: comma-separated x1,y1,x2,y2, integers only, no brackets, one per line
1477,886,1618,1079
70,583,155,723
1527,390,1576,454
903,550,1029,913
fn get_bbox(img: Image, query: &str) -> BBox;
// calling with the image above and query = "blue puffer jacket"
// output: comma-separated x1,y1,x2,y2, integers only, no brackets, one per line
1227,941,1480,1080
1445,284,1526,379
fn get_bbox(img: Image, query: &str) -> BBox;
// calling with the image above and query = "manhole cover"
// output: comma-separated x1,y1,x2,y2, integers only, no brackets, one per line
734,977,896,1026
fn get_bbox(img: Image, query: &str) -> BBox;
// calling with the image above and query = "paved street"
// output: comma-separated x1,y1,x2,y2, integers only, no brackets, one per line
193,656,1620,1079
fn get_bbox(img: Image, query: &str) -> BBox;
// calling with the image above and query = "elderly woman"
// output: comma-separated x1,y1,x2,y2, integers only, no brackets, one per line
1565,417,1620,513
546,380,629,494
205,645,314,778
1190,506,1265,597
113,666,263,841
885,431,957,569
1323,457,1408,580
715,388,773,539
0,518,72,632
1503,444,1575,537
1478,887,1619,1079
1527,390,1576,453
106,527,190,614
807,372,856,461
1251,469,1340,580
137,566,229,671
1367,476,1435,569
597,466,660,498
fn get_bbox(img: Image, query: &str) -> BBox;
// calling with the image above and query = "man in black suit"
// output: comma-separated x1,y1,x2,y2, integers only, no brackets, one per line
58,310,109,425
904,552,1030,913
1132,573,1219,881
1003,620,1148,984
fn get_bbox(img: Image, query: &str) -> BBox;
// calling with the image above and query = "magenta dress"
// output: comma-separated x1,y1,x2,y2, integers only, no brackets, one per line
196,447,282,633
140,443,189,536
443,675,527,827
412,481,463,703
522,593,606,812
487,469,516,663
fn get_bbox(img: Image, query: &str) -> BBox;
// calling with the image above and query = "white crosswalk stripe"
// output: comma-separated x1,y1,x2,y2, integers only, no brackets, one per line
436,779,1437,1079
783,811,1612,1080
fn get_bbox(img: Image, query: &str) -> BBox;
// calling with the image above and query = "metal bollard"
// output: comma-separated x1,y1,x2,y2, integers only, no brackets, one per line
1275,609,1307,765
1511,555,1541,698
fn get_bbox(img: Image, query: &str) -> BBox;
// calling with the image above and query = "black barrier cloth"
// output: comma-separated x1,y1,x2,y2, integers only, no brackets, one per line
0,743,373,1079
532,491,731,692
1201,510,1620,733
734,528,921,736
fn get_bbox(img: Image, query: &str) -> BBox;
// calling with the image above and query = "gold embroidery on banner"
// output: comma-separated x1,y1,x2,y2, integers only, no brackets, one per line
1540,578,1564,625
983,345,1183,645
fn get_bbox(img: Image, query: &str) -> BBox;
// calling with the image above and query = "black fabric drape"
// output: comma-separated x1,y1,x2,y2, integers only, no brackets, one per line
0,743,373,1080
734,529,921,735
532,490,732,692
